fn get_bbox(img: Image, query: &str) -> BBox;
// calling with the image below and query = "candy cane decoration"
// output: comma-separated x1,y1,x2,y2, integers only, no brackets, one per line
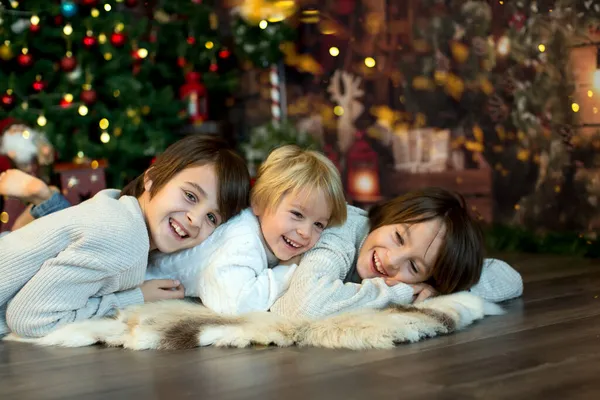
270,62,286,124
270,64,281,124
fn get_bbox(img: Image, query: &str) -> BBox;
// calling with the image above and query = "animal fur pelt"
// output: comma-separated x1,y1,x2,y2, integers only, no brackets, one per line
4,292,503,350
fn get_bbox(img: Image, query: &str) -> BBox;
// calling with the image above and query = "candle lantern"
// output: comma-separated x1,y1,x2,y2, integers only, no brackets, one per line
346,131,381,202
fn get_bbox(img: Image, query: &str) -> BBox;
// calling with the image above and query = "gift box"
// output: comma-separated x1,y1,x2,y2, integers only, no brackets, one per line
53,160,108,206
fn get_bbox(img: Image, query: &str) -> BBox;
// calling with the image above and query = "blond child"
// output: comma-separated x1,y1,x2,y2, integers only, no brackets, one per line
146,145,347,315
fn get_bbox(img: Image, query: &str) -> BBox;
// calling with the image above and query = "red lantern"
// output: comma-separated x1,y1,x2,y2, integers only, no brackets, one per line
179,72,208,124
346,131,381,202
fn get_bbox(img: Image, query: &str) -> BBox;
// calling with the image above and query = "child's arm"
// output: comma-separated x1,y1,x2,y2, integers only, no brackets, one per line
5,239,146,338
468,258,523,302
271,210,415,319
198,235,297,315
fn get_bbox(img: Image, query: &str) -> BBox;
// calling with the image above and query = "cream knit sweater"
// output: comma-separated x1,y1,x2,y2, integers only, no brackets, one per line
0,189,148,337
270,205,524,319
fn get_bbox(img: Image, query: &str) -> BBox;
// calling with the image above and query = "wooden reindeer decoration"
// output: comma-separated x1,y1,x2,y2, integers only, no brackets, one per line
327,70,364,155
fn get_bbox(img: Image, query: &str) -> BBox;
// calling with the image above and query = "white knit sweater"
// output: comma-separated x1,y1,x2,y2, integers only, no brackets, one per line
147,209,297,315
270,205,524,319
0,189,148,337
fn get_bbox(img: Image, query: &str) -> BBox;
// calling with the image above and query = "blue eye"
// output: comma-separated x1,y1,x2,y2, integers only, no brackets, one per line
207,213,217,225
184,191,197,202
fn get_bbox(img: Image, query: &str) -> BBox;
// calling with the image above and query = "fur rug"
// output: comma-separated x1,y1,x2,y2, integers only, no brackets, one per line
4,292,503,350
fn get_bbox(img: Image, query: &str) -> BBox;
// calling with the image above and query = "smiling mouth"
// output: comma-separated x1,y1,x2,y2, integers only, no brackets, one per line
282,235,303,249
169,218,189,239
372,251,388,276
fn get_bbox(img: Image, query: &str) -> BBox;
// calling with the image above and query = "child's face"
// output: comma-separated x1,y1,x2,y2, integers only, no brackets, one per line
356,218,446,285
142,164,222,253
254,189,332,261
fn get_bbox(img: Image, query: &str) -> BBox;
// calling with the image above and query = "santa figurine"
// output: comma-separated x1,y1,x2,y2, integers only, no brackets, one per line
0,118,55,174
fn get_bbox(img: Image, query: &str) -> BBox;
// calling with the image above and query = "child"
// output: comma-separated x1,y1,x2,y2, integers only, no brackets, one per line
0,134,250,338
271,187,524,319
146,145,347,315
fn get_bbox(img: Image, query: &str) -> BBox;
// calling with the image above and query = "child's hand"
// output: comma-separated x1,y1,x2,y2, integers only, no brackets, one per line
141,279,185,302
410,283,438,303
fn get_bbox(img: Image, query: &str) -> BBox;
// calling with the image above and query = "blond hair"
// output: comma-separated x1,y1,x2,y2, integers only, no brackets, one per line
251,145,347,227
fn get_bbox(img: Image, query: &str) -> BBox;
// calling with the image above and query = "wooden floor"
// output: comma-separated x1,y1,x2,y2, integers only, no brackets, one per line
2,253,600,399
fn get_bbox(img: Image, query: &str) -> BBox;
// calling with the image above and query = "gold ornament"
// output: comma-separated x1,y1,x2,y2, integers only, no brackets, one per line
517,149,530,161
0,42,14,61
480,78,494,95
412,76,434,90
450,41,469,63
445,74,465,100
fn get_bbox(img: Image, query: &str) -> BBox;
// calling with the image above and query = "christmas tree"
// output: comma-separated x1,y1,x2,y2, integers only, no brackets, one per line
0,0,292,187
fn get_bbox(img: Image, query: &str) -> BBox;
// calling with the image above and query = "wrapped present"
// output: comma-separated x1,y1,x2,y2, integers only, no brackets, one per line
53,160,108,205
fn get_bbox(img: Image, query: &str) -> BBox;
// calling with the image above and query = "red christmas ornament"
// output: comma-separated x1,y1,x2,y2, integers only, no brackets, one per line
187,37,196,45
179,72,208,123
83,35,97,48
81,0,98,6
80,88,97,105
17,53,33,67
110,32,127,47
60,55,77,72
177,56,186,68
32,79,46,92
209,63,218,72
59,97,73,108
125,0,139,7
218,49,231,58
1,92,16,110
30,23,41,33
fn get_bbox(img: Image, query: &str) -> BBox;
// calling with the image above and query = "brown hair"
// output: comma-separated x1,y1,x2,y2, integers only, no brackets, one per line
251,145,347,227
368,187,484,294
121,134,250,222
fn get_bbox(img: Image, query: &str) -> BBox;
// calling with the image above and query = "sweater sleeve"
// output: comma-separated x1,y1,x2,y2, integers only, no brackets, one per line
5,233,146,338
270,208,415,320
469,258,523,302
198,235,294,315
